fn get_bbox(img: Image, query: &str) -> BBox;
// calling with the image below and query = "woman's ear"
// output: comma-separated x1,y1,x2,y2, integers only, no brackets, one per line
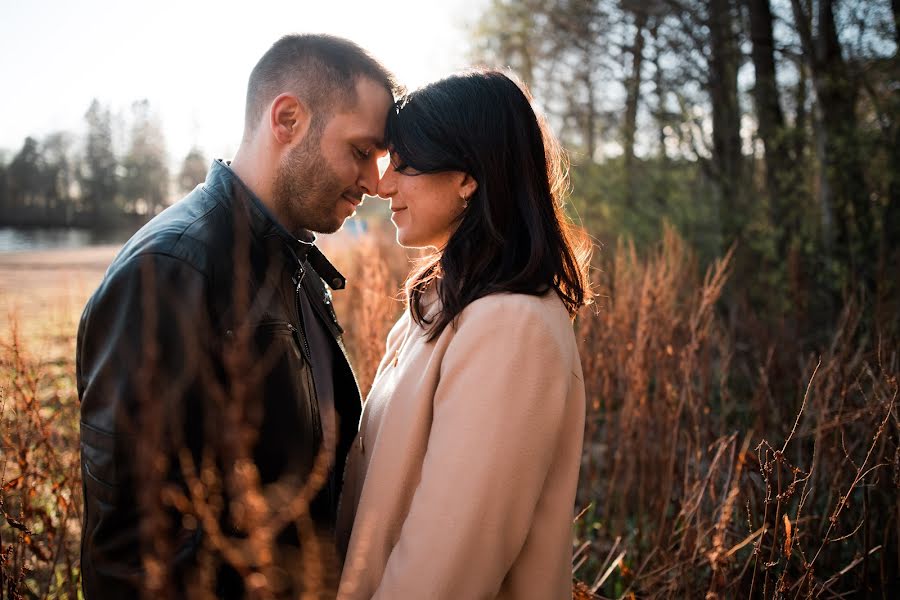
269,93,312,146
458,172,478,199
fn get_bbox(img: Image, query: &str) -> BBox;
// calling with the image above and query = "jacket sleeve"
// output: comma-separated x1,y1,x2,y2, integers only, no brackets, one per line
77,252,212,598
371,296,573,599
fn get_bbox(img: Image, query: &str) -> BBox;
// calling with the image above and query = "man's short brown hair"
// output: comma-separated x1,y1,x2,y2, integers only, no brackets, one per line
244,34,400,136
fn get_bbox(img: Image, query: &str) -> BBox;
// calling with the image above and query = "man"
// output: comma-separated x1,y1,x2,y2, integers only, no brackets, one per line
76,34,397,599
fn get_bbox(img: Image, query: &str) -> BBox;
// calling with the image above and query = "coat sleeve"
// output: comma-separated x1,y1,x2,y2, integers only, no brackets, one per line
371,296,573,599
77,252,212,597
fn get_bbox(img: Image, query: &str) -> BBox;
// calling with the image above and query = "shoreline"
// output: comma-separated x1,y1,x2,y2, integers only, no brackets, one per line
0,244,120,267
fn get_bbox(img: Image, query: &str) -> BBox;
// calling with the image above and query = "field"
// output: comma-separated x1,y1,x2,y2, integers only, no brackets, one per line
1,227,897,599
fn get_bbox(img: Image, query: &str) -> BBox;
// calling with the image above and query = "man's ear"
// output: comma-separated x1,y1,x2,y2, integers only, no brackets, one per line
269,93,311,145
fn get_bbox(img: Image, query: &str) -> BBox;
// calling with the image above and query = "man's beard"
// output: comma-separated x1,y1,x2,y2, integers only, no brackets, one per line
272,127,346,235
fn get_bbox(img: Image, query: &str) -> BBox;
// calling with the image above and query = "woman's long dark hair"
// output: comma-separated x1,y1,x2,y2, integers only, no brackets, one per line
385,69,592,340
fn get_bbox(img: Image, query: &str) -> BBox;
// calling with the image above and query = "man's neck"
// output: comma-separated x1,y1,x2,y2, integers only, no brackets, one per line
230,144,275,211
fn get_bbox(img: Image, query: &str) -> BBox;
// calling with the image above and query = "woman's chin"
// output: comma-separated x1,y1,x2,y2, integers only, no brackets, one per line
395,231,435,250
394,229,413,248
396,234,419,249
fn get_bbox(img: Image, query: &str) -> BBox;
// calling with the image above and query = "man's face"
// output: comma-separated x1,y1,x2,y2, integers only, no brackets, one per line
272,77,393,235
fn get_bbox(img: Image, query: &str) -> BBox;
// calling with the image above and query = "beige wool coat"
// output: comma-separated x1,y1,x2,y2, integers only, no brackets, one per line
335,290,586,600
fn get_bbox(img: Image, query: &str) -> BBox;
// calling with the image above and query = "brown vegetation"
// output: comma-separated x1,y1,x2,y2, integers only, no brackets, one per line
2,226,897,598
572,226,898,597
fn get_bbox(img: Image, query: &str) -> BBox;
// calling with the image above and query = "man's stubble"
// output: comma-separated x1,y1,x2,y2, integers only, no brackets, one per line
272,121,345,235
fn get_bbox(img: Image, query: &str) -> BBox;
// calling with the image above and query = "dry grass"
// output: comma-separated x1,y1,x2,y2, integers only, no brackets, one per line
1,226,897,598
572,225,898,598
1,309,83,598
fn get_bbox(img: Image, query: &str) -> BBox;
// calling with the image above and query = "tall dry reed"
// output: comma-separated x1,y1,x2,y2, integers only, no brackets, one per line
1,320,82,599
2,225,897,598
572,225,898,598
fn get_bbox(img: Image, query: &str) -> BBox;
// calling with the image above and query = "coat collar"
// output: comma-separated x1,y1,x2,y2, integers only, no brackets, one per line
204,159,346,289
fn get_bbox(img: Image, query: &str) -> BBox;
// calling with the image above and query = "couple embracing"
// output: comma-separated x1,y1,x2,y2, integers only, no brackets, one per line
77,34,591,600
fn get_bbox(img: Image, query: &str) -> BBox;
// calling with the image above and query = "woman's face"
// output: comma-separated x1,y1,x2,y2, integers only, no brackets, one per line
376,154,476,249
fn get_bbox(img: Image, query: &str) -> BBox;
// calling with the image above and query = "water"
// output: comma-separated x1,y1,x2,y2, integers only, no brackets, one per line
0,217,369,253
0,227,135,253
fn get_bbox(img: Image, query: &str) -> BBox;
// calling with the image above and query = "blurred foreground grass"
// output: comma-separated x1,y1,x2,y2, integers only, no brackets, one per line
1,226,897,599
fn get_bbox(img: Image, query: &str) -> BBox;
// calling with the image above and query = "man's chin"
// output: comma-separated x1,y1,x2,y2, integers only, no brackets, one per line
308,216,348,236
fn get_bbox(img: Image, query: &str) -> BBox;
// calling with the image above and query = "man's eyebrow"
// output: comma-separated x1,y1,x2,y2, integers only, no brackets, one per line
358,136,387,151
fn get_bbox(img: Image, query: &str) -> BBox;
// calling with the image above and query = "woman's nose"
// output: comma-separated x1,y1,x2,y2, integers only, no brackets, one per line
376,166,397,199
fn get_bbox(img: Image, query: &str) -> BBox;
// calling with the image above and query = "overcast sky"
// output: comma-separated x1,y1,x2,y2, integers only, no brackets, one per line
0,0,486,166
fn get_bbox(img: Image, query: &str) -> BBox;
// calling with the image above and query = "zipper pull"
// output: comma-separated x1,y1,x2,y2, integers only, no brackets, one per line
293,263,306,288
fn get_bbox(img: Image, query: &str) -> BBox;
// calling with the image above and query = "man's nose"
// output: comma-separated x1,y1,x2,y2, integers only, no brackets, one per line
358,157,381,196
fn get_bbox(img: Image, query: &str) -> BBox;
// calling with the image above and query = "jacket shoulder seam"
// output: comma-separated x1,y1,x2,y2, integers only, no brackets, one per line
116,250,211,286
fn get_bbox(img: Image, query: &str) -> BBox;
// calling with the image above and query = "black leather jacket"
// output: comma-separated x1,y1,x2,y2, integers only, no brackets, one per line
76,160,362,598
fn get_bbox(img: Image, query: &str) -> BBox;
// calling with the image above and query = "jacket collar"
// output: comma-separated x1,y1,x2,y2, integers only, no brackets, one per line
203,159,346,289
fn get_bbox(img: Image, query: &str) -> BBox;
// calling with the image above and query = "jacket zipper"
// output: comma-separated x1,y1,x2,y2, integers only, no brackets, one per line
297,261,364,515
295,263,332,507
294,263,320,435
292,264,313,360
298,271,360,392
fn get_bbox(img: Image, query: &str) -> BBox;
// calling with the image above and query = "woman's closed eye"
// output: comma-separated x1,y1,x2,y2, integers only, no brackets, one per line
389,152,410,173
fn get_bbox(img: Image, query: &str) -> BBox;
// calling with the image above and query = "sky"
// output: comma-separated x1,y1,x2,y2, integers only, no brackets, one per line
0,0,487,167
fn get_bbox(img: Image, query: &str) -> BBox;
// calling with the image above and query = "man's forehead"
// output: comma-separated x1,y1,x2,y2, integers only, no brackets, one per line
329,82,392,145
326,113,387,146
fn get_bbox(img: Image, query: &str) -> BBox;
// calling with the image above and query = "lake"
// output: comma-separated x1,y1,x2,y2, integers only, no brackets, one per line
0,219,370,254
0,226,138,253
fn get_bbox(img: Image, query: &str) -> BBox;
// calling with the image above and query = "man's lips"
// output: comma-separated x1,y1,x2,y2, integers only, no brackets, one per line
342,192,363,206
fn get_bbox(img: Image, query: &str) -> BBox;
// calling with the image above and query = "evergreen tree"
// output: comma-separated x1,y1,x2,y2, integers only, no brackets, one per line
7,137,43,216
79,99,118,221
121,99,170,216
178,146,208,194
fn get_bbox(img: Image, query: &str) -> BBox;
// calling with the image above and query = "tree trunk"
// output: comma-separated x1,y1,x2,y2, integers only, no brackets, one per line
623,9,649,198
803,0,871,286
584,61,597,161
708,0,744,249
882,3,900,328
893,0,900,48
793,58,808,168
652,20,668,161
746,0,797,257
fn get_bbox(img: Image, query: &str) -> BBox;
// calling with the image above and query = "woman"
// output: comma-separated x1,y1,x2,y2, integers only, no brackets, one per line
336,70,591,599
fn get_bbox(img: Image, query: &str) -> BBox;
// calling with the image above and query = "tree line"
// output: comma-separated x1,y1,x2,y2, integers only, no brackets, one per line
471,0,898,344
0,99,209,228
